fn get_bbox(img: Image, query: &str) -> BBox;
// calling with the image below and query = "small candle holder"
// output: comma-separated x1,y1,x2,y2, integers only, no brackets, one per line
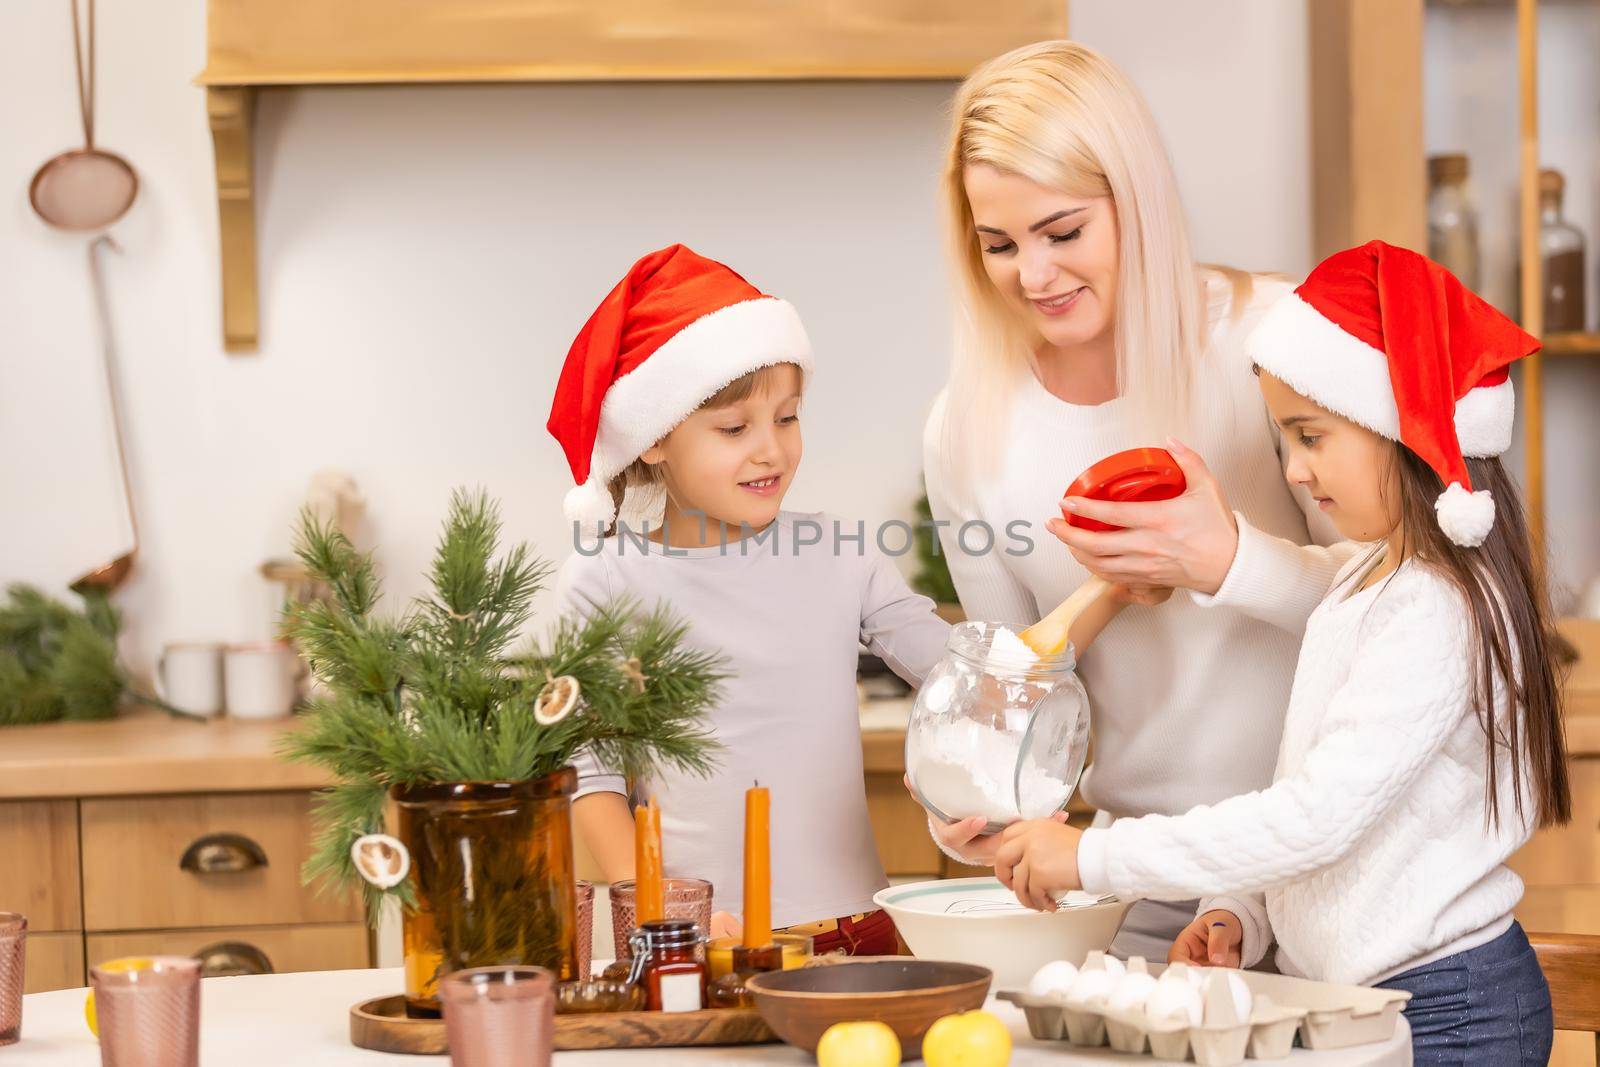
706,944,784,1009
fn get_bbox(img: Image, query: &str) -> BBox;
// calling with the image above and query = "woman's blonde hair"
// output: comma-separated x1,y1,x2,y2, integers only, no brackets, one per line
937,40,1208,490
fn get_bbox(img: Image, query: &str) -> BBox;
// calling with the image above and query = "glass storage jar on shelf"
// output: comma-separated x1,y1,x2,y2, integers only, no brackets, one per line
905,621,1090,835
1428,153,1481,292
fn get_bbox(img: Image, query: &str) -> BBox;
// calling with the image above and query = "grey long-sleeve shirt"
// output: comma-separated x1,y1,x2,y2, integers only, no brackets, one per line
554,511,950,927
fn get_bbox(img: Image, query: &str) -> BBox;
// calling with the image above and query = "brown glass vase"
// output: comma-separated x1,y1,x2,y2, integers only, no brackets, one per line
393,768,579,1013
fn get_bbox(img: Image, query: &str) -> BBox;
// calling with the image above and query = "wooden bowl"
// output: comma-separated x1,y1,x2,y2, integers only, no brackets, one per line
745,957,991,1059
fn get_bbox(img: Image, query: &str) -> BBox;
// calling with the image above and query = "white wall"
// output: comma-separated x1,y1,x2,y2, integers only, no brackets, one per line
2,0,1314,679
1425,3,1600,607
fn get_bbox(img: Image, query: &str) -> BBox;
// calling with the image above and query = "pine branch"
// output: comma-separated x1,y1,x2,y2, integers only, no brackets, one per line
278,490,726,918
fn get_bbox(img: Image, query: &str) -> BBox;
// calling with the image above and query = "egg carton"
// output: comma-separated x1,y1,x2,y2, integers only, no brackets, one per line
999,952,1409,1066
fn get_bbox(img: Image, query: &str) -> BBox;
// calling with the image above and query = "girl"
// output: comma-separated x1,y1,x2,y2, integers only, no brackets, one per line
547,244,1137,954
987,242,1571,1064
922,40,1348,958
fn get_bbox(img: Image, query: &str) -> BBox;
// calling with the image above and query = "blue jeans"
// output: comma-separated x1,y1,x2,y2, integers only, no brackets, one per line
1378,922,1553,1066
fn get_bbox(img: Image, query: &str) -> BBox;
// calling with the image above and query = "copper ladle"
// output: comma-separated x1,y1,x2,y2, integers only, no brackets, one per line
28,0,138,233
70,236,138,595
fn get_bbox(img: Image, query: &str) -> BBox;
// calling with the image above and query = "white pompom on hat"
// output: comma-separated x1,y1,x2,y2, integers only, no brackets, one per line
547,245,813,530
1244,241,1540,547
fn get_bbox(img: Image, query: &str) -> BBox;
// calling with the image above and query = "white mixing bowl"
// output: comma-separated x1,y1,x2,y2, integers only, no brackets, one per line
875,877,1136,990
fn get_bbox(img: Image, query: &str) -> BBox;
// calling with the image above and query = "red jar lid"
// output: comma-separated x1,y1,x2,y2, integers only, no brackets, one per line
1062,447,1187,532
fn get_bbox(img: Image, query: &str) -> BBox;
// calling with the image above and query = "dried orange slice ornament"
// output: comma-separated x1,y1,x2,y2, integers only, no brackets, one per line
350,833,410,889
535,675,580,725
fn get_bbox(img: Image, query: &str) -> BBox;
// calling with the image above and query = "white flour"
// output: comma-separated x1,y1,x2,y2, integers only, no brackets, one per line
914,717,1071,824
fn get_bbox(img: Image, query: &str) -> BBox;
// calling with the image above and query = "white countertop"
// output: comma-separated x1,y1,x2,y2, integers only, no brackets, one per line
10,967,1410,1065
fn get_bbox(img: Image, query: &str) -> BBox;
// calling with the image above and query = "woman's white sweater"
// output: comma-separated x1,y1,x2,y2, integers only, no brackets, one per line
1077,553,1536,985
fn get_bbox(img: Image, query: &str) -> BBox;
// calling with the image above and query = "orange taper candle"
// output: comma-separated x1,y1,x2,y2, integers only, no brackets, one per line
634,800,664,926
742,782,772,948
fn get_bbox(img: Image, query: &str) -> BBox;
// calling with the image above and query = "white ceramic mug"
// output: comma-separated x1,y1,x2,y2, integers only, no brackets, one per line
223,642,302,720
157,643,226,718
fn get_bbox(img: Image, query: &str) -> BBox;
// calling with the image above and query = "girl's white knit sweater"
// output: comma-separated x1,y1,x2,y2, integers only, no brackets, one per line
1077,551,1536,985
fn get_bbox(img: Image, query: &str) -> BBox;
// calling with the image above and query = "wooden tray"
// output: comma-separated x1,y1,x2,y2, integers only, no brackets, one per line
350,994,779,1054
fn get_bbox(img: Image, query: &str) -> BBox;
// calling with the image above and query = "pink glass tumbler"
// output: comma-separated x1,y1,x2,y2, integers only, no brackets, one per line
609,877,712,960
575,880,594,981
0,913,25,1047
90,955,201,1067
440,965,555,1067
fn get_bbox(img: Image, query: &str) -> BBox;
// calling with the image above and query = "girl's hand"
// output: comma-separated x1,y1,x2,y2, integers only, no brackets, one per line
1169,910,1244,968
710,911,743,939
1113,584,1174,607
1046,439,1240,596
993,819,1084,910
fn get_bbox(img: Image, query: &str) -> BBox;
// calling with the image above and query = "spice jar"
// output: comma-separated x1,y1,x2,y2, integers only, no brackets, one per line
626,920,707,1013
906,621,1090,832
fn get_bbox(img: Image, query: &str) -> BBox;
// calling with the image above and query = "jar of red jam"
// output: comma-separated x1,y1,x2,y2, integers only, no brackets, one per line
626,920,707,1013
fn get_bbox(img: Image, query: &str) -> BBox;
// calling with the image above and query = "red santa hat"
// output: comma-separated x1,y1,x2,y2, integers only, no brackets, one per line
1243,240,1539,547
547,245,813,527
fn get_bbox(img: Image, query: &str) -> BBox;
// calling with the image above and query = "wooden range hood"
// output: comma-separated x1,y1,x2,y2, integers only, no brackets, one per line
195,0,1066,352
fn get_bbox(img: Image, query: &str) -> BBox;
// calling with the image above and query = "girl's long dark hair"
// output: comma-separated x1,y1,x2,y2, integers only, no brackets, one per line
1391,449,1571,829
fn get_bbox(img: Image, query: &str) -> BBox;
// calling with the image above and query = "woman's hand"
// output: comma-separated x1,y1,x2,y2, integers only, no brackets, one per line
1046,439,1240,596
1168,909,1244,968
993,819,1084,911
905,776,1000,864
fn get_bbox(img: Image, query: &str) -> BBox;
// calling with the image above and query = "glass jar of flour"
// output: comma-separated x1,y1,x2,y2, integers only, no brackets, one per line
906,621,1090,834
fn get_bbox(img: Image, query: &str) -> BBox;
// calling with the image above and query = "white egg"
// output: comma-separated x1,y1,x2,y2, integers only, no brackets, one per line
1201,970,1254,1025
1027,960,1080,999
1065,966,1116,1008
1107,971,1159,1017
1145,979,1204,1027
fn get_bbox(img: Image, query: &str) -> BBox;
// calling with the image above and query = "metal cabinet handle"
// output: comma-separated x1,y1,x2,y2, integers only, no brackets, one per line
179,832,268,874
195,941,274,977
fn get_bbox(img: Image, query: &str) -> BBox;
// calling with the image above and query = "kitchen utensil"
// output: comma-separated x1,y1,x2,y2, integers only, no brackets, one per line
29,0,138,233
1020,447,1188,656
0,914,23,1047
223,642,301,719
874,878,1133,990
439,966,555,1067
90,956,201,1067
905,621,1089,833
70,237,139,595
156,642,225,718
745,958,991,1058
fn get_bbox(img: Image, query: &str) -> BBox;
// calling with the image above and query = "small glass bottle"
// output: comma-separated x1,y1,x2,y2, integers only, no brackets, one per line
707,944,783,1009
627,920,707,1013
1538,168,1587,333
1428,153,1481,291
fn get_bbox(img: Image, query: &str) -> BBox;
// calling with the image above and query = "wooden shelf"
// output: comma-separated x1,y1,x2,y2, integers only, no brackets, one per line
1545,331,1600,357
195,0,1067,352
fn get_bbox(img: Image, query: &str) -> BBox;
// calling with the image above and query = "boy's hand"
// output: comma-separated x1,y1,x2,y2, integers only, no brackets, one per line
1169,909,1244,968
994,819,1084,910
710,911,743,939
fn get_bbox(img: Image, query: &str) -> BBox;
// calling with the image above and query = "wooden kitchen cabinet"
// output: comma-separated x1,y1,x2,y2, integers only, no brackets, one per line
0,714,372,992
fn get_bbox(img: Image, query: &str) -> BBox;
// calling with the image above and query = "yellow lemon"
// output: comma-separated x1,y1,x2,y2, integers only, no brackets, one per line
921,1010,1012,1067
86,958,155,1038
817,1020,901,1067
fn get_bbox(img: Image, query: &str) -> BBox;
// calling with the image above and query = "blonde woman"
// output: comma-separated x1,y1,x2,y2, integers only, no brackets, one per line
919,41,1353,958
